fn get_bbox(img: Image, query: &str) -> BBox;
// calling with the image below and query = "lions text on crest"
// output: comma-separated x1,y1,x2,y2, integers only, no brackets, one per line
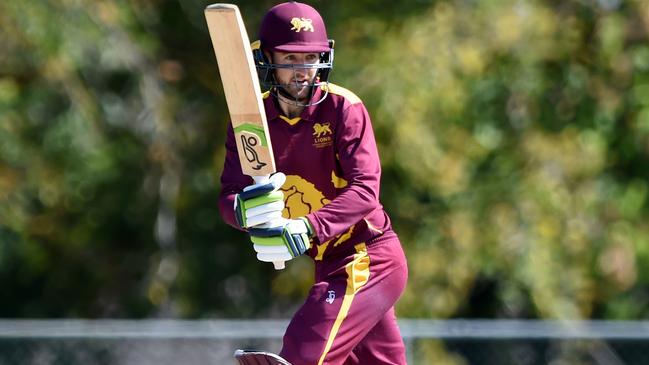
290,17,314,32
312,122,333,148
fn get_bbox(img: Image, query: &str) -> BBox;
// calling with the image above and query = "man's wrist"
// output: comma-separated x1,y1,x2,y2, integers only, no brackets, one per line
298,217,314,238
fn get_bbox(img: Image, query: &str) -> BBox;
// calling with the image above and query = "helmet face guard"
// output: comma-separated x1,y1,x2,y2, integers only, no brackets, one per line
253,40,335,107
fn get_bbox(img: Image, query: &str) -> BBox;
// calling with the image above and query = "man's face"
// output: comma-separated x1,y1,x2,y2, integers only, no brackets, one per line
271,51,320,101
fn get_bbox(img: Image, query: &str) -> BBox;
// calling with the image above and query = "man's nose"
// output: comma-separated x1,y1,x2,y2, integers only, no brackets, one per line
293,65,306,78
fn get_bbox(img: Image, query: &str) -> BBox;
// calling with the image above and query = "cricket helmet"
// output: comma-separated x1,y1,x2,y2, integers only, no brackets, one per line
253,1,334,106
259,1,330,53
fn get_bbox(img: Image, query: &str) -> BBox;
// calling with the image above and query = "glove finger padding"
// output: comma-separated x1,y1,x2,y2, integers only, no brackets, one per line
249,219,311,258
248,226,284,237
252,244,288,253
246,200,284,217
253,243,293,262
243,200,285,227
235,173,286,228
257,251,293,262
240,173,286,200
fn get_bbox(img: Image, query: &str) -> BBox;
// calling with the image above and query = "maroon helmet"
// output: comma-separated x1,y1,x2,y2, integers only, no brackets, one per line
253,2,334,106
259,1,330,53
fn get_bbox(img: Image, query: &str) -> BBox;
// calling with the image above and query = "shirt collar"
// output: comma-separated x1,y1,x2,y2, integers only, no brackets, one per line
263,92,281,121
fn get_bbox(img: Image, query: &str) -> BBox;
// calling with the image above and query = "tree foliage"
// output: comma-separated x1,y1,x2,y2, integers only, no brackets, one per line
1,0,648,324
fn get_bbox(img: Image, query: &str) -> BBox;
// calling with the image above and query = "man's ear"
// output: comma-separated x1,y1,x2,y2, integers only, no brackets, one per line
264,51,273,63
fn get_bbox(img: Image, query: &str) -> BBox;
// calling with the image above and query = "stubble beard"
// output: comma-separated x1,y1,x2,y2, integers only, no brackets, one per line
284,81,311,102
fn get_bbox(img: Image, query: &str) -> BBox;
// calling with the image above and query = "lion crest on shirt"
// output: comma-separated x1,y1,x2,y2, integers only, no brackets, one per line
281,175,329,219
312,122,333,148
280,175,354,261
313,123,332,137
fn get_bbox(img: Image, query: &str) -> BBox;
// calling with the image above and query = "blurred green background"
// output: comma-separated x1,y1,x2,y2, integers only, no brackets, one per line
1,0,648,323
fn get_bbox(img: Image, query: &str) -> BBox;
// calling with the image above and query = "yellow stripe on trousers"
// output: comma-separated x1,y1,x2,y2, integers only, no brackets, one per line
317,243,370,365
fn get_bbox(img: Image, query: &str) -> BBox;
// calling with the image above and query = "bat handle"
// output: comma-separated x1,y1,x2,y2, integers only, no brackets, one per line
252,175,286,271
251,175,271,185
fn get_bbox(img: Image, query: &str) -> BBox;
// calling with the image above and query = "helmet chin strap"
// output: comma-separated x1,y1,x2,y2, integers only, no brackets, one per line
275,85,310,105
272,82,329,108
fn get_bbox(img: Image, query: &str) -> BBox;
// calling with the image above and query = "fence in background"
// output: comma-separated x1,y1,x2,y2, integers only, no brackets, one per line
1,319,648,364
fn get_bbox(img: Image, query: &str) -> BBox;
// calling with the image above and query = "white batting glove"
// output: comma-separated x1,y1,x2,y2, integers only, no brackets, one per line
234,173,286,228
248,217,313,263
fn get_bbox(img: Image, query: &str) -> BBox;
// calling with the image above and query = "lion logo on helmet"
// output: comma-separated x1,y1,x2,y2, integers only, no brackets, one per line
290,17,314,32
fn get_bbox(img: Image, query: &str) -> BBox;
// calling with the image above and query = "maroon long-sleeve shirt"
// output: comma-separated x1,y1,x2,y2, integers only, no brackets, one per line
218,84,395,260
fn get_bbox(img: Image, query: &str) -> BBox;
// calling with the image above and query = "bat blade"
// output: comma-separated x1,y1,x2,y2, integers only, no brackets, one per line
205,4,284,270
204,4,276,177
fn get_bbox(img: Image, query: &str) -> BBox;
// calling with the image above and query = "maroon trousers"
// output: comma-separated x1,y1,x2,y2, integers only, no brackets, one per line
280,234,408,365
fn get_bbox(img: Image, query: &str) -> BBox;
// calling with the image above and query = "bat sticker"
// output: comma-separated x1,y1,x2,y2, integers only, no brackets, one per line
240,133,267,170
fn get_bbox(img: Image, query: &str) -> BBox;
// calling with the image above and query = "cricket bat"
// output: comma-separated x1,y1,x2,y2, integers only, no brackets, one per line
234,349,291,365
204,4,284,270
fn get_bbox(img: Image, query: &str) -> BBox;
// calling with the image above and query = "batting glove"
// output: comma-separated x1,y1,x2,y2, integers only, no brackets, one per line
248,217,313,263
234,173,286,228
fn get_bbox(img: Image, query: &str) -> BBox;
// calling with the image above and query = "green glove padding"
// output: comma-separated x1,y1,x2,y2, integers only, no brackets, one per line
234,173,286,228
248,218,314,261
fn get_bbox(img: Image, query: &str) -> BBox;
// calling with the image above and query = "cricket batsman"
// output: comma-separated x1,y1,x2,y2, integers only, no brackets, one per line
218,2,409,364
